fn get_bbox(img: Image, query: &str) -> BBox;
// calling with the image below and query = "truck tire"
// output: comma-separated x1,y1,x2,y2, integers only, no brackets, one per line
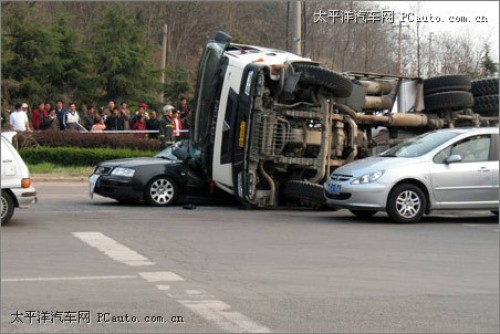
423,75,471,95
293,64,353,98
423,91,474,113
1,190,15,225
473,94,499,116
282,180,327,209
471,78,499,97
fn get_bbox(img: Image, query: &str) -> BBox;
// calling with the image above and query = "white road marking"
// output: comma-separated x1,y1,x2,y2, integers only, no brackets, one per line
2,275,137,282
186,289,202,295
178,299,272,333
72,232,155,266
156,285,171,291
139,271,184,282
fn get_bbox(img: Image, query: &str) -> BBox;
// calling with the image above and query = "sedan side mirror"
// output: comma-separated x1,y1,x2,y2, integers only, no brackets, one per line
445,154,462,164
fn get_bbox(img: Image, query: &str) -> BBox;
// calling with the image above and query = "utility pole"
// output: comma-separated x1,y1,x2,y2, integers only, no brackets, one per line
396,20,409,75
160,24,168,103
291,1,302,55
427,32,434,78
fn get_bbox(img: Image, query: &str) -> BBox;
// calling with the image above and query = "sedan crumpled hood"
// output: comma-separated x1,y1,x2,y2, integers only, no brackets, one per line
99,157,178,168
333,156,424,177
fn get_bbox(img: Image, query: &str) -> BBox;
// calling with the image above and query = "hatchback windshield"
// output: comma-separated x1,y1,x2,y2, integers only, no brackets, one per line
380,130,461,158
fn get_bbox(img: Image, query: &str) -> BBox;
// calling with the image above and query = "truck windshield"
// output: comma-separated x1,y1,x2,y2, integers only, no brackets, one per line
380,130,461,158
191,41,227,146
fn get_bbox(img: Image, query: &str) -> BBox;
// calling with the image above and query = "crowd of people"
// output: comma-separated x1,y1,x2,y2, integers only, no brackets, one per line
1,97,192,149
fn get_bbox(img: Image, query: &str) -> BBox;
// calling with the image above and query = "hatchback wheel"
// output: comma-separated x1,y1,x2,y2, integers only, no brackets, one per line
387,184,426,223
145,177,177,206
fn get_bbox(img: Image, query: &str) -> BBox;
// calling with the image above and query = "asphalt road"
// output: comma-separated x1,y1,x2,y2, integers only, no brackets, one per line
1,182,499,333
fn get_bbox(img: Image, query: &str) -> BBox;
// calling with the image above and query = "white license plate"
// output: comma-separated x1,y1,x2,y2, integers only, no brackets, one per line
328,183,342,195
88,174,100,199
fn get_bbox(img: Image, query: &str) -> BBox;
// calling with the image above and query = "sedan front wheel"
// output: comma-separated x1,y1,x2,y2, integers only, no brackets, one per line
145,177,178,206
387,184,426,223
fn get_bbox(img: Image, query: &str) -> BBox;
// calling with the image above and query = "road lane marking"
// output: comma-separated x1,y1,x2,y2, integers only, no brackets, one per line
72,232,155,266
156,285,171,291
186,289,202,295
139,271,184,282
178,299,272,333
2,275,137,282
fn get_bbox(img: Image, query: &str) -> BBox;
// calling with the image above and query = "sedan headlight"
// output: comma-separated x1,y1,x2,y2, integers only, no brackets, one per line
351,170,384,185
111,167,135,178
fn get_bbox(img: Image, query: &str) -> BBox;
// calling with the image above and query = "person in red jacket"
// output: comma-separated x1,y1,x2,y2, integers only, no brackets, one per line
132,114,147,137
31,103,45,130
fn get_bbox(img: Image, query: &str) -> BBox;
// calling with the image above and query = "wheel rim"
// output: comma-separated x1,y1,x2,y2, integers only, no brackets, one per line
1,195,8,219
395,190,421,219
149,179,175,205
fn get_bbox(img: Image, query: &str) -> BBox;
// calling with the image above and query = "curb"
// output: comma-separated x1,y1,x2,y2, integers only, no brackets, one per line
31,176,87,183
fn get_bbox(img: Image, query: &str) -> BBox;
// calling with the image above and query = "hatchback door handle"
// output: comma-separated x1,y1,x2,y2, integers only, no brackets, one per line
2,160,12,163
478,167,490,172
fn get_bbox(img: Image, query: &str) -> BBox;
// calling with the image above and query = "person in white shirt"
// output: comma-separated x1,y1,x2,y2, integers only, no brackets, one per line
9,103,32,132
64,103,81,131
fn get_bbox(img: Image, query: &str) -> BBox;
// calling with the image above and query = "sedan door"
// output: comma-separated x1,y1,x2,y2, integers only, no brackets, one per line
429,134,498,209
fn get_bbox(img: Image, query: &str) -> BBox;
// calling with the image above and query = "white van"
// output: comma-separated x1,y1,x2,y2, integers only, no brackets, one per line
1,132,37,225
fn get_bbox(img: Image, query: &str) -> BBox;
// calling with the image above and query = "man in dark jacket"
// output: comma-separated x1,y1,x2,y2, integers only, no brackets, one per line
146,111,160,139
55,100,68,130
105,108,125,131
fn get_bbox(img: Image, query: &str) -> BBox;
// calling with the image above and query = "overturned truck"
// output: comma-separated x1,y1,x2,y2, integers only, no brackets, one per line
185,32,499,208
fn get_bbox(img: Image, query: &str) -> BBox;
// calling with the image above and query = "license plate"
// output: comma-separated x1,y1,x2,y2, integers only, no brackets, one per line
88,174,100,199
328,183,342,195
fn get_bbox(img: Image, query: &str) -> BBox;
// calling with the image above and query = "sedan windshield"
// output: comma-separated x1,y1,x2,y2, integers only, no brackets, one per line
154,146,178,160
380,130,461,158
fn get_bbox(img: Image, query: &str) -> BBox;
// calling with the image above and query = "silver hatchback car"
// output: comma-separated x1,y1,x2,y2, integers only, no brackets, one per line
324,127,499,223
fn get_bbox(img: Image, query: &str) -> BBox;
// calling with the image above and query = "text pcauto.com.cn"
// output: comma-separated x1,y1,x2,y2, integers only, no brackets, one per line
313,10,489,24
10,311,185,325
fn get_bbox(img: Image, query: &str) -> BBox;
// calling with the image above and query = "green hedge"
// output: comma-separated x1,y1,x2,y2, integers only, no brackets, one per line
20,147,158,166
15,131,161,151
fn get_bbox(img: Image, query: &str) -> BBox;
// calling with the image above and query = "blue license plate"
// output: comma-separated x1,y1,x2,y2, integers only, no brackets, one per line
328,184,342,195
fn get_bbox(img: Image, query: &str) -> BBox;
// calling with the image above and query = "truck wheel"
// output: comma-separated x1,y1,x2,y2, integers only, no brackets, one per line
145,177,178,206
386,184,426,223
424,91,474,113
1,190,15,225
473,94,499,116
349,210,377,219
282,180,327,209
423,75,471,95
471,78,499,97
293,64,353,98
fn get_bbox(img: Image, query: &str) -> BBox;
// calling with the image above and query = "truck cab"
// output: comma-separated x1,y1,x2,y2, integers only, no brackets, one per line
189,32,353,208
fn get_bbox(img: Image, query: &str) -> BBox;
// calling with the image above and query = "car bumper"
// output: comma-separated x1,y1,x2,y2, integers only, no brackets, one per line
91,175,144,202
324,179,389,210
11,187,37,208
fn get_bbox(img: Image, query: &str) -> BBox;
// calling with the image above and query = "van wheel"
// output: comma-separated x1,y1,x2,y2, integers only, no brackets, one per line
1,190,15,225
387,184,426,223
145,176,178,206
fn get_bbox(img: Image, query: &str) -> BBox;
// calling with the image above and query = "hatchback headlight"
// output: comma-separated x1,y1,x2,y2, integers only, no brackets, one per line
351,170,384,185
111,167,135,177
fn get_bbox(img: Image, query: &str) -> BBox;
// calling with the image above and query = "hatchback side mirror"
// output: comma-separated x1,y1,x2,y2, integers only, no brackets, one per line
445,154,462,164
